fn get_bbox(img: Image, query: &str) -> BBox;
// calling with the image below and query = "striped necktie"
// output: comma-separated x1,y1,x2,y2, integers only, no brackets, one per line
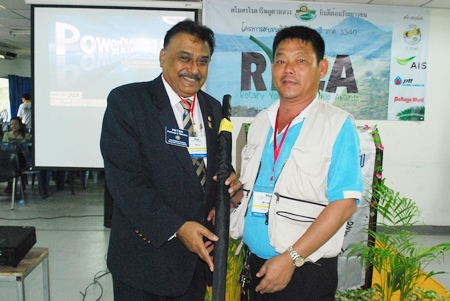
180,99,206,187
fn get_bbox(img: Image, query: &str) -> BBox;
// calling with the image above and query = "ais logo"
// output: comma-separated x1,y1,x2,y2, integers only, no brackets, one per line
395,56,427,69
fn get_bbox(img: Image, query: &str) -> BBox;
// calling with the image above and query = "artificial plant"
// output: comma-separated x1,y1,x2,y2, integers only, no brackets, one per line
347,178,450,300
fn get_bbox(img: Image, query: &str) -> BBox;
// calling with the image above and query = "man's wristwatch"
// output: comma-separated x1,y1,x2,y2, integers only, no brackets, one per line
286,246,305,267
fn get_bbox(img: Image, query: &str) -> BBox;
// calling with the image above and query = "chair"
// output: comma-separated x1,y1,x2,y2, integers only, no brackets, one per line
0,146,25,210
7,143,86,198
15,142,54,200
15,142,38,189
0,141,15,150
67,170,87,194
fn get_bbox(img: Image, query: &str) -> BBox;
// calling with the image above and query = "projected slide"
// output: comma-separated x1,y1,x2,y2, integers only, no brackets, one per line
33,6,196,168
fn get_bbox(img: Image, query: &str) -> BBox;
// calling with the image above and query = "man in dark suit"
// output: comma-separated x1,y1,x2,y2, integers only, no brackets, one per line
100,20,241,300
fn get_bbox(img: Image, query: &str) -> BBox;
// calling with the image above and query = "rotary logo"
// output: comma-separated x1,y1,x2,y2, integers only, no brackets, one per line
295,4,317,21
403,24,421,45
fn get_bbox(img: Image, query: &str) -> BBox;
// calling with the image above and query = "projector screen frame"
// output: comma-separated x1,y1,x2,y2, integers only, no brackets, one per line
31,4,199,170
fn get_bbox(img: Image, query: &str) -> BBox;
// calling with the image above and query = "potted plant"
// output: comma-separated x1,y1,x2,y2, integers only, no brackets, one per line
335,287,450,301
408,287,450,301
345,178,450,301
335,287,376,301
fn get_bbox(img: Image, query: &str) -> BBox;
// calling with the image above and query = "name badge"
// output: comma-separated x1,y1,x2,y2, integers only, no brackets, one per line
188,136,207,158
251,191,272,217
165,127,189,148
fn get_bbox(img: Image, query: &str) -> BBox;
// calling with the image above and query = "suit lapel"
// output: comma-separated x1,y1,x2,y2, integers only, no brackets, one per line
197,94,214,162
152,76,204,187
197,93,217,194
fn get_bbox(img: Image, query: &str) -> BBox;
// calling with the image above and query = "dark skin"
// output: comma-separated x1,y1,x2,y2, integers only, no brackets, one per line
160,32,242,272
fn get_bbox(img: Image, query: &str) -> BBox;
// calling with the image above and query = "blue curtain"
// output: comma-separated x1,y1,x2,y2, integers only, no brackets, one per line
8,75,31,119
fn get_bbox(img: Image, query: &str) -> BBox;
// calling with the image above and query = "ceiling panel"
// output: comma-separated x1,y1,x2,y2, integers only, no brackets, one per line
424,0,450,8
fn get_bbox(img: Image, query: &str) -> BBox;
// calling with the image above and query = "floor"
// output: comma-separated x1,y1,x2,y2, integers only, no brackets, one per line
0,174,112,301
0,174,449,301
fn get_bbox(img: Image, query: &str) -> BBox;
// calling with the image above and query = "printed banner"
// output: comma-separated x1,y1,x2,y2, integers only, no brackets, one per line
337,126,376,290
205,0,429,120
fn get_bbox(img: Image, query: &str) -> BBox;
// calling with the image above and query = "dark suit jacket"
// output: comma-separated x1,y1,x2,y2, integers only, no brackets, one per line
100,75,222,296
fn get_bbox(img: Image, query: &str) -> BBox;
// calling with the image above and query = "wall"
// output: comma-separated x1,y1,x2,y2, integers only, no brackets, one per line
230,8,450,226
2,6,449,226
369,9,450,226
0,57,31,78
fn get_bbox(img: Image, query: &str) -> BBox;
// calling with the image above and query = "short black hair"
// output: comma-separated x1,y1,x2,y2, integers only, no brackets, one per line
22,93,31,100
10,116,26,138
272,26,325,63
163,20,215,55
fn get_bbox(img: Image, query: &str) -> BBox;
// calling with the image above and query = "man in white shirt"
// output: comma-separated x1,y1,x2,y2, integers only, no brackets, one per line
17,93,32,130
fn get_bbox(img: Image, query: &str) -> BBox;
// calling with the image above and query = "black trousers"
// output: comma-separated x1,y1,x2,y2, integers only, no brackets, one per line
248,253,338,301
112,259,206,301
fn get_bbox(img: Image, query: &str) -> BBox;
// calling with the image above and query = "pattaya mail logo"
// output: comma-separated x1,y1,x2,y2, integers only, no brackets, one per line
295,4,317,21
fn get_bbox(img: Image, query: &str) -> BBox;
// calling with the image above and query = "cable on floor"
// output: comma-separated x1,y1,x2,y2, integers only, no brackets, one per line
80,269,111,301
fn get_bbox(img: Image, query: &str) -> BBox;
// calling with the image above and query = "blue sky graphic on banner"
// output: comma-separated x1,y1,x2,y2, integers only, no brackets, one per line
205,0,429,120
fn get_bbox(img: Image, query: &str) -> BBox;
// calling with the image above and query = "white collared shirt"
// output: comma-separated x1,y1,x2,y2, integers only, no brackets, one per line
266,94,318,143
162,75,205,136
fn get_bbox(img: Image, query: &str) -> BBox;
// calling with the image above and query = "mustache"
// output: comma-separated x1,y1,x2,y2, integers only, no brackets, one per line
281,76,298,84
179,72,201,82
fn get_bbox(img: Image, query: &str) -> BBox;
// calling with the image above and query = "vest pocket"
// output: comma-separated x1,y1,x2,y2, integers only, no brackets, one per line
274,192,325,224
290,146,330,177
283,147,330,201
270,192,336,259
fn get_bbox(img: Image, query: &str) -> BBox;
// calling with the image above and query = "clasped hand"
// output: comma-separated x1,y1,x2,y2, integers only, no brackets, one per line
177,173,242,272
255,252,296,294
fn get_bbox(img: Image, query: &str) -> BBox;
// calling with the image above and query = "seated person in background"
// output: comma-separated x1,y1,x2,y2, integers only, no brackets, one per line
2,116,31,145
2,117,31,193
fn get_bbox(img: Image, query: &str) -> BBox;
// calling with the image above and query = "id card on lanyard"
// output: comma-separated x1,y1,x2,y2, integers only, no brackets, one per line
251,112,293,217
166,95,207,158
251,187,273,217
188,136,207,158
181,95,207,158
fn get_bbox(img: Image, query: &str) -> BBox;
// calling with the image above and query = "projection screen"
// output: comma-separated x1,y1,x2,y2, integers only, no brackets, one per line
33,5,196,168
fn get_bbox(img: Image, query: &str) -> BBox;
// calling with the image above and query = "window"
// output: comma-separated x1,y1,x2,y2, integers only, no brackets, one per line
0,78,10,128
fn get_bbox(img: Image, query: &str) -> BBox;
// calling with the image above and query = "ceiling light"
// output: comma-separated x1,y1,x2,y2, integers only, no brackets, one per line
10,30,31,35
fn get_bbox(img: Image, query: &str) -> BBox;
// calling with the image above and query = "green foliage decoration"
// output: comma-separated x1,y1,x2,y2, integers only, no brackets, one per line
345,178,450,300
335,288,377,301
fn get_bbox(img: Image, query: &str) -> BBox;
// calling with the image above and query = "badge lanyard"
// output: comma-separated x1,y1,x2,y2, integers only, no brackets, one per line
271,112,292,181
179,94,197,126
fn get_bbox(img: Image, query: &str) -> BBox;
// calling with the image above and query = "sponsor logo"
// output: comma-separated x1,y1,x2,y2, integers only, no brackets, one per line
395,56,415,66
395,57,427,69
393,76,424,87
393,96,424,103
403,24,422,45
295,4,317,21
